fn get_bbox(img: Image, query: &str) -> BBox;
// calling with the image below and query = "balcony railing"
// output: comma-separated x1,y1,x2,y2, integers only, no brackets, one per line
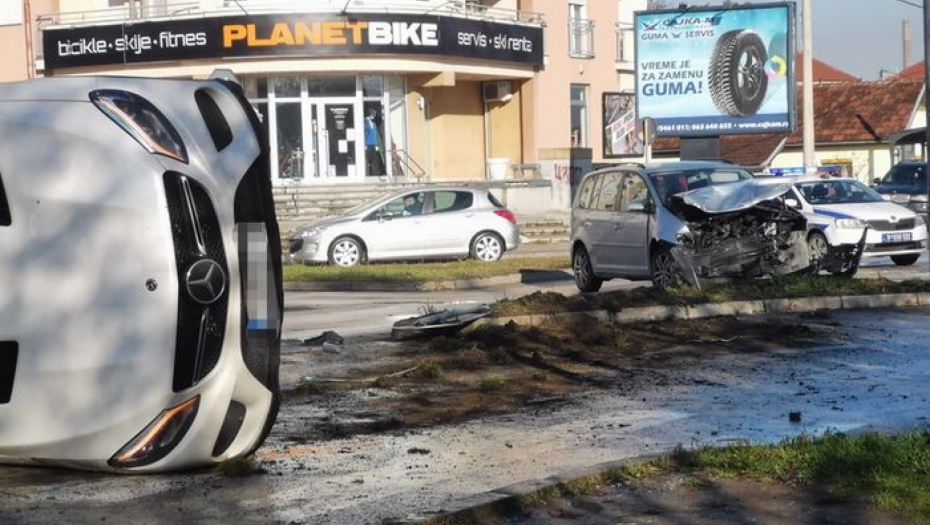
569,18,594,59
42,1,544,27
615,23,634,68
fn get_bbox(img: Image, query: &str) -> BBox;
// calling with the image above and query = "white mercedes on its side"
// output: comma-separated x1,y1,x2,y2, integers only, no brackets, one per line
0,77,283,472
786,177,928,274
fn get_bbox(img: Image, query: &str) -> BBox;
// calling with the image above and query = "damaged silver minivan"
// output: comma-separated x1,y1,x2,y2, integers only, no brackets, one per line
571,162,811,291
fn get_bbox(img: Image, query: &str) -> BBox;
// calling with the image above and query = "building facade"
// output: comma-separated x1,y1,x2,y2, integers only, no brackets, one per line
31,0,643,197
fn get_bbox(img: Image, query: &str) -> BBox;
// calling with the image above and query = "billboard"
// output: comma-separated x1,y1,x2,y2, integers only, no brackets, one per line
43,13,544,69
603,92,644,158
635,3,795,137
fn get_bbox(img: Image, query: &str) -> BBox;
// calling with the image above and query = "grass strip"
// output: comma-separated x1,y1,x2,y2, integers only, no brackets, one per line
283,256,570,283
668,432,930,521
491,275,930,316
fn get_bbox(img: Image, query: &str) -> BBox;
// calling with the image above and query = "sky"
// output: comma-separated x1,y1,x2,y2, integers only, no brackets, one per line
684,0,925,80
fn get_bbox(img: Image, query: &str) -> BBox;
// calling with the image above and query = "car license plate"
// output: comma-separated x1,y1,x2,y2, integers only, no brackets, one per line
882,232,912,243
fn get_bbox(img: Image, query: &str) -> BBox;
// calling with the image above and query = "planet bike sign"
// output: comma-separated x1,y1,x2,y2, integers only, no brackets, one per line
43,13,544,69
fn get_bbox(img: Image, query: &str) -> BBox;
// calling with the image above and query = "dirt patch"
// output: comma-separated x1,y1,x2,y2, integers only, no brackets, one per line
282,314,841,440
482,471,917,525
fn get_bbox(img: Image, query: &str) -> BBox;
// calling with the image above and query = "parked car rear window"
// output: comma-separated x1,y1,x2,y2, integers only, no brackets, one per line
649,168,753,205
487,192,505,208
433,191,473,213
882,163,927,187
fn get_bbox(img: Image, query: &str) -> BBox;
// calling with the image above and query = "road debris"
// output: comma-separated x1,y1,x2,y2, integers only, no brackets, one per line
391,303,490,340
321,341,342,354
789,411,803,423
302,330,345,347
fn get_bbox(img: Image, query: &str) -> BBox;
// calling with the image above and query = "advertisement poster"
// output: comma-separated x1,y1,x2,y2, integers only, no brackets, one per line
635,3,795,137
603,92,643,158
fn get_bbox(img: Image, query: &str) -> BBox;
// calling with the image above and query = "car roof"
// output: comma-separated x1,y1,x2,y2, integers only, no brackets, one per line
783,176,859,184
582,161,744,180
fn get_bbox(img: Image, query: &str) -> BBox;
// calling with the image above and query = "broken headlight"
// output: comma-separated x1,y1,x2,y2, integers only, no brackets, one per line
835,218,866,229
90,90,188,164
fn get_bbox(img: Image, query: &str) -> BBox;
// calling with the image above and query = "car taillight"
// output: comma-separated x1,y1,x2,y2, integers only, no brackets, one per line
494,210,516,224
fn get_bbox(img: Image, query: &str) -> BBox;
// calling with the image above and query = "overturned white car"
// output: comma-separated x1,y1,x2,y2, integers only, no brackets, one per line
0,77,283,472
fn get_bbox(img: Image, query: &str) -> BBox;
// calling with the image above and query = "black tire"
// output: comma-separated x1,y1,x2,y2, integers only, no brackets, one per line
807,231,829,274
650,247,681,290
471,232,504,262
891,253,920,266
573,245,602,293
328,236,365,267
708,29,769,117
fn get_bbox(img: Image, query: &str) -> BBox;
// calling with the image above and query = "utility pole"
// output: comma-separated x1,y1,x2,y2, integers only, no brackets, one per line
22,0,35,79
802,0,815,171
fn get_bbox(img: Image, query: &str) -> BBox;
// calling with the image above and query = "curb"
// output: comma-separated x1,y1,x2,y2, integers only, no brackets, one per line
284,270,573,292
468,292,930,330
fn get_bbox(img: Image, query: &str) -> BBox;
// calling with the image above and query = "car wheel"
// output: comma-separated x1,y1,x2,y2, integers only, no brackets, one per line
708,29,769,117
807,232,829,273
329,237,364,267
573,245,602,293
471,232,504,262
891,253,921,266
651,247,681,290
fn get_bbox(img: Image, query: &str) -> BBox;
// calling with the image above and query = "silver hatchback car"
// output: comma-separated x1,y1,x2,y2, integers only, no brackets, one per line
289,186,520,266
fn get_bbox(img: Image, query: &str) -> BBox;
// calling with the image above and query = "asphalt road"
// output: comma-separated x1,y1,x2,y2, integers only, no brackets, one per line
3,308,930,524
283,249,930,341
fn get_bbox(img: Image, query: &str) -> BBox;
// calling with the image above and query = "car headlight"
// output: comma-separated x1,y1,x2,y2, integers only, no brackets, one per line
913,202,930,212
299,226,326,239
108,396,199,469
835,218,866,229
90,89,188,163
917,215,927,226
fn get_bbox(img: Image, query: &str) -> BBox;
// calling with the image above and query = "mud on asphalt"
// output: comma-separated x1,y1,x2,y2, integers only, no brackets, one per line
275,314,839,445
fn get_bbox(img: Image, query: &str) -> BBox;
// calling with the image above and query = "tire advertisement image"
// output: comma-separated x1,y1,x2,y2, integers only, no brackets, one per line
635,3,795,137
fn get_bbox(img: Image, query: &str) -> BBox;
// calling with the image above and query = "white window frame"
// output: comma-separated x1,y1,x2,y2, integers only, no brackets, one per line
569,1,594,59
570,84,589,148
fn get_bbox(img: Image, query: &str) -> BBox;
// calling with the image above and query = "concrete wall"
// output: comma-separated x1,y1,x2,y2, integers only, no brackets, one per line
426,81,486,181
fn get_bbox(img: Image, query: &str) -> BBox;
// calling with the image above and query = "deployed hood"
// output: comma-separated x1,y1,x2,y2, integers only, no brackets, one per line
671,179,794,216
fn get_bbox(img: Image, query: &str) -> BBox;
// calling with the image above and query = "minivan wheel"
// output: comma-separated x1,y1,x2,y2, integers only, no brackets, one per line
573,246,603,292
891,253,921,266
651,248,681,289
471,232,504,262
329,237,364,267
807,232,829,273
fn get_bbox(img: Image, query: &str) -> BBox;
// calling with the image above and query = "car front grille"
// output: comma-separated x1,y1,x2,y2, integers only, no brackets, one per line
164,172,229,393
867,218,915,231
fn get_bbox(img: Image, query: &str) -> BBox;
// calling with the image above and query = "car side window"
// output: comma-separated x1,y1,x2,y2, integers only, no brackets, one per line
432,191,473,214
619,173,651,212
370,192,425,219
577,175,598,209
593,172,623,211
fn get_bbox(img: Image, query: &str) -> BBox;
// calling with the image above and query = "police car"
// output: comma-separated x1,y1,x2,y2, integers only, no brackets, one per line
785,177,927,274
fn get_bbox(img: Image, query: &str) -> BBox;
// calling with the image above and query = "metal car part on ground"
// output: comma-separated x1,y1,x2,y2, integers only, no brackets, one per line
391,303,491,340
288,187,520,266
0,77,283,472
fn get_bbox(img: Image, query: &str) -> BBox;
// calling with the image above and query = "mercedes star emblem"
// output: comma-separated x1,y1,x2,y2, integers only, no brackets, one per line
185,259,227,306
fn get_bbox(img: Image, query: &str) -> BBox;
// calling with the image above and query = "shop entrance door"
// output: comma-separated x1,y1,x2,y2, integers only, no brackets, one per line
316,100,360,179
